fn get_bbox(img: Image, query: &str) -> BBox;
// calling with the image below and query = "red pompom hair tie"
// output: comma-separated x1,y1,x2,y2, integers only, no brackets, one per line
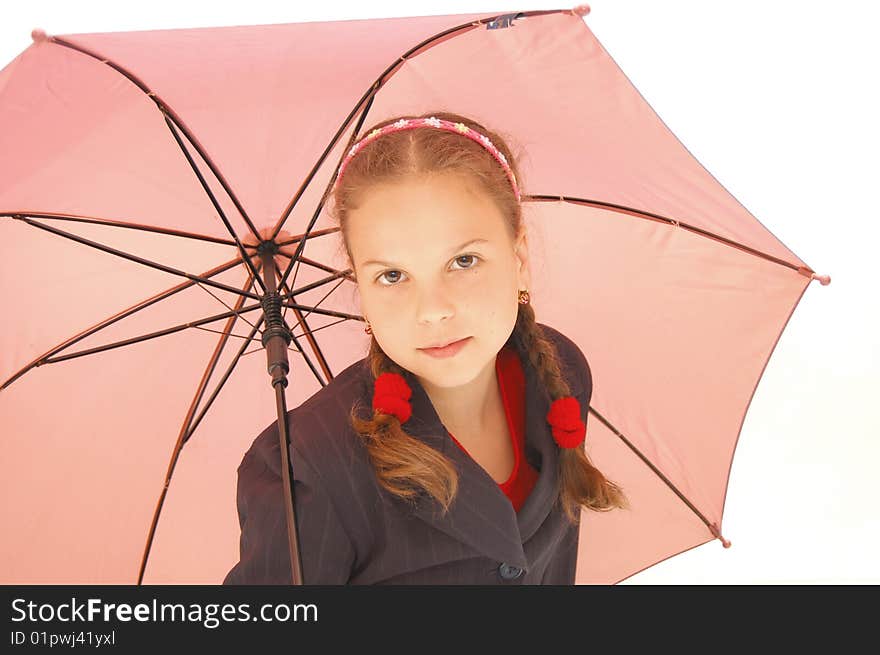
373,372,585,448
546,396,586,448
373,372,413,424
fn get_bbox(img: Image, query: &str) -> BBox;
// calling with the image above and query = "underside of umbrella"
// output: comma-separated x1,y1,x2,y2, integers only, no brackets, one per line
0,6,828,584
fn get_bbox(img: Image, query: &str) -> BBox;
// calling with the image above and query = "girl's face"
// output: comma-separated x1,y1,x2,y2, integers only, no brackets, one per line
347,174,530,390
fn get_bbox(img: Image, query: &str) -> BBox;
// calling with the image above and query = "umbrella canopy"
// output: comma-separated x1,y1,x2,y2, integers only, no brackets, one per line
0,6,828,584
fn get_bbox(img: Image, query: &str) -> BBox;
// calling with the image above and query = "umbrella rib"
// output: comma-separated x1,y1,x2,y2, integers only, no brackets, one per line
16,216,261,300
39,298,359,367
160,114,266,294
238,316,353,358
138,271,263,584
0,255,246,391
190,325,261,341
9,212,261,335
587,405,725,543
274,227,341,253
183,316,266,445
139,268,348,581
268,9,566,293
275,269,336,388
291,316,352,343
266,8,564,249
236,250,354,315
287,253,353,279
50,36,265,297
1,211,239,247
42,303,265,365
181,271,261,445
46,36,267,290
265,226,342,294
284,273,348,328
280,300,362,324
269,7,491,293
250,225,344,296
282,268,352,299
526,194,817,277
274,251,359,353
272,97,377,294
194,281,260,333
279,247,300,328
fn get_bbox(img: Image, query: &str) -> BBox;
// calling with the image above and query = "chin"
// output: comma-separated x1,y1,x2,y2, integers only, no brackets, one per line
417,355,488,388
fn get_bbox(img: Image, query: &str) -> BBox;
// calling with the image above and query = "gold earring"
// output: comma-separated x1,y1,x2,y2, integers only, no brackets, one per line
518,289,530,305
364,319,372,334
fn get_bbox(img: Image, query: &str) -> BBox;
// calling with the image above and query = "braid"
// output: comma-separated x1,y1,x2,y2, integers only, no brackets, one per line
510,304,571,399
513,303,630,524
349,337,459,514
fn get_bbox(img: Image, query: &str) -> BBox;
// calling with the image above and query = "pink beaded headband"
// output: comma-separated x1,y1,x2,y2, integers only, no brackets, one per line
331,116,521,202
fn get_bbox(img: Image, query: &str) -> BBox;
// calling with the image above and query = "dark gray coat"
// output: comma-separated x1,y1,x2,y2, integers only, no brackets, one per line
223,322,592,585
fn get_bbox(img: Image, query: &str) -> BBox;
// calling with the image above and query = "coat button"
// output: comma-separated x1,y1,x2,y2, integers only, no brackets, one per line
498,563,524,580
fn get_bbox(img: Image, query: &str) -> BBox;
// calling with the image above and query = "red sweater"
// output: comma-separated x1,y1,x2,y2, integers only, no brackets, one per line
447,344,540,512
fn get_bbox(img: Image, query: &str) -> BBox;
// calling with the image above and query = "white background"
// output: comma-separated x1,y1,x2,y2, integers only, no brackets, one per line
2,0,877,584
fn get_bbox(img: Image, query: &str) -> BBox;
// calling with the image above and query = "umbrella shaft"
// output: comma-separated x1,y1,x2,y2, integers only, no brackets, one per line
260,247,304,584
259,250,291,387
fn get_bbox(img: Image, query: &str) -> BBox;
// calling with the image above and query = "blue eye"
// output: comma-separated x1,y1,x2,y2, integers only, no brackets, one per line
375,254,481,286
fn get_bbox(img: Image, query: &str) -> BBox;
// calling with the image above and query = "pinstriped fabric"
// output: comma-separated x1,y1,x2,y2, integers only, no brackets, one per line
223,430,356,585
223,322,590,585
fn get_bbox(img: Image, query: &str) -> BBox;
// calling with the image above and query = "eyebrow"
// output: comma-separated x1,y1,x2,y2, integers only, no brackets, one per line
360,238,491,268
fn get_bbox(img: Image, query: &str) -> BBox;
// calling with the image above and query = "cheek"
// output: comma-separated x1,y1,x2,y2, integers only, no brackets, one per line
362,287,401,319
458,273,518,321
459,265,512,298
362,289,408,334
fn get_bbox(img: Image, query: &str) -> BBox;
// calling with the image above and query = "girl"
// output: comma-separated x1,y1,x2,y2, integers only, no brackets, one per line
224,111,628,585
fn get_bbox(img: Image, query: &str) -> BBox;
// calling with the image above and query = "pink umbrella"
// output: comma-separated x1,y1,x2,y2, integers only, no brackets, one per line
0,5,829,584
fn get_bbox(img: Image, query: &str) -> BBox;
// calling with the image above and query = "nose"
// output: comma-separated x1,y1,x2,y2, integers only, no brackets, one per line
415,283,456,325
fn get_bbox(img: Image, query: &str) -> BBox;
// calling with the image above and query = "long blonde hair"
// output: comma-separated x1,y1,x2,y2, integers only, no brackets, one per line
329,111,628,524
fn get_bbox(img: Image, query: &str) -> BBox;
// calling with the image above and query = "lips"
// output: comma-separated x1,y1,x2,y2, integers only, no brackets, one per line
420,337,467,350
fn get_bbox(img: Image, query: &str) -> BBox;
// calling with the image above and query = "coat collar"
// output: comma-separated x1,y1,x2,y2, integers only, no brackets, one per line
389,331,579,569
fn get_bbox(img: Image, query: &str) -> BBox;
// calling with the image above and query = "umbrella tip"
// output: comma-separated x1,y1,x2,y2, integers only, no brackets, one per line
31,28,49,43
571,4,591,17
812,273,831,286
709,522,732,548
